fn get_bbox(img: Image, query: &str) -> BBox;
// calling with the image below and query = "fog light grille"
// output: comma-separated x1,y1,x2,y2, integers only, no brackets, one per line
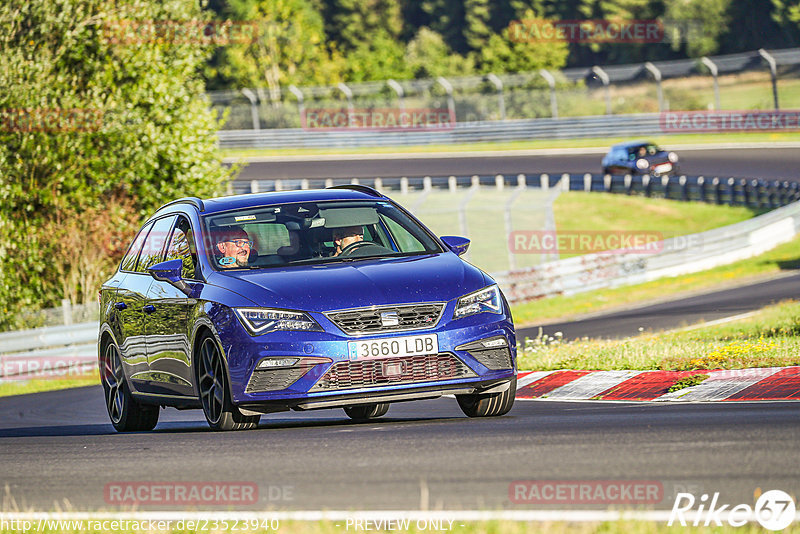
246,367,311,393
467,347,512,370
310,353,475,391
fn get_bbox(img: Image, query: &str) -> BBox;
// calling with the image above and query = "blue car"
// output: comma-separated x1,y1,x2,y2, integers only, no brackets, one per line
98,185,517,431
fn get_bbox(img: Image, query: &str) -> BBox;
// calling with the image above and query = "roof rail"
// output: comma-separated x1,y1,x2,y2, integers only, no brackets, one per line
326,184,383,197
156,197,206,213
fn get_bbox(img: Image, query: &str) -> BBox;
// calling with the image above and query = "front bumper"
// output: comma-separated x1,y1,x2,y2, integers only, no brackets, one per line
219,305,516,406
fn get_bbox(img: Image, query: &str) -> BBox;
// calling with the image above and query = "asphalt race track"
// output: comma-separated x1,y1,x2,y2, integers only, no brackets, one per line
1,386,799,512
517,272,800,341
2,146,800,514
234,146,800,182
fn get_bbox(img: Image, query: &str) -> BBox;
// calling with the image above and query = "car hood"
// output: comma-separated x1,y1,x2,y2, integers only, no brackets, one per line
206,252,490,312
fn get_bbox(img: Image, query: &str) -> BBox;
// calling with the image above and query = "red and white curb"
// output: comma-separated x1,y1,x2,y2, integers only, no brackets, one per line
515,366,800,402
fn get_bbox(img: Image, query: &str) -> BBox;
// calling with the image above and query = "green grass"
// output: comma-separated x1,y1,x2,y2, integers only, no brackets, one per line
553,192,763,253
220,131,800,159
510,232,800,326
667,374,710,392
517,300,800,371
0,373,98,398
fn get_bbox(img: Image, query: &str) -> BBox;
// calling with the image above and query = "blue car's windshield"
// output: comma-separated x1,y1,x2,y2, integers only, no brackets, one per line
202,200,444,270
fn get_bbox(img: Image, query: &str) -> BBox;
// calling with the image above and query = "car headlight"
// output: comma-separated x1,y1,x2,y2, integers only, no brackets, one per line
234,308,323,335
636,158,649,170
668,151,679,163
453,285,502,319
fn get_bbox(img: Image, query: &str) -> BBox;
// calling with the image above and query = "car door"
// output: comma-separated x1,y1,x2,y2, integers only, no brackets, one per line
144,215,200,396
123,215,176,393
113,220,154,386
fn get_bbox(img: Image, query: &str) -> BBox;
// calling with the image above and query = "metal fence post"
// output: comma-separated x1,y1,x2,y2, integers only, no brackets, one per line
436,77,456,123
288,84,305,127
387,79,405,111
61,299,72,326
241,88,260,130
701,57,721,110
644,62,664,112
541,173,549,190
759,49,780,110
250,180,260,193
337,83,355,125
540,69,558,118
591,66,612,115
486,74,506,120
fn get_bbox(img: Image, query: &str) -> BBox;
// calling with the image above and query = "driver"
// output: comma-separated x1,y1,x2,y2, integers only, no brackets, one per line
214,226,252,268
332,225,364,257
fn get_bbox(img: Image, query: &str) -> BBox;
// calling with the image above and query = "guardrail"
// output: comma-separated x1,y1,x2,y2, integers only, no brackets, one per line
239,173,800,210
495,199,800,303
4,180,799,379
218,113,664,149
0,322,98,381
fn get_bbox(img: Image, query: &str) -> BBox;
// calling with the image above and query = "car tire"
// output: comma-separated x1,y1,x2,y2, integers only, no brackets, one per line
456,376,516,418
100,341,159,432
197,333,260,431
343,403,390,421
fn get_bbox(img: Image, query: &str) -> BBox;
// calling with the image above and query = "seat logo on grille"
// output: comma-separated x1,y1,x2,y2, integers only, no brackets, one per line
380,311,400,327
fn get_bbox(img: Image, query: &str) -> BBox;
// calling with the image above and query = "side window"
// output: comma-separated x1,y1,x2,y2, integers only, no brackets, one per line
381,215,425,252
120,221,154,272
135,216,177,273
165,216,200,280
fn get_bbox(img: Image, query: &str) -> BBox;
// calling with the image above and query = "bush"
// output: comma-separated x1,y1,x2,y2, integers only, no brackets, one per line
0,0,235,330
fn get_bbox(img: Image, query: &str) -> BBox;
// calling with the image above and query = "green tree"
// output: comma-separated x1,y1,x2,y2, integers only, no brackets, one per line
212,0,344,102
405,27,475,78
663,0,731,57
478,8,569,73
0,0,234,328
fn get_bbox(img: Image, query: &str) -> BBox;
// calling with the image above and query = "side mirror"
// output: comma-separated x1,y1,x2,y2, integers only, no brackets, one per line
441,235,470,256
148,259,191,295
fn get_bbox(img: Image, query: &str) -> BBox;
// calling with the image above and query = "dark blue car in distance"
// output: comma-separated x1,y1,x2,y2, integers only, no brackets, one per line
98,185,516,431
601,140,679,176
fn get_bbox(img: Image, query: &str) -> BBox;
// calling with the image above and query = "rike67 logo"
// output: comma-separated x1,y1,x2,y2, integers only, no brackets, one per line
669,490,796,530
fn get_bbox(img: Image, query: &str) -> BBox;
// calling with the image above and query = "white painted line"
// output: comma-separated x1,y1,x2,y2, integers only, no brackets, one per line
654,367,785,401
517,370,558,389
670,311,759,333
0,509,775,523
543,370,644,400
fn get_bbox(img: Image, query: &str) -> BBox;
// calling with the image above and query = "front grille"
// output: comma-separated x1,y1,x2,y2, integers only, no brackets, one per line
246,367,311,393
467,347,513,370
310,353,476,391
325,303,445,335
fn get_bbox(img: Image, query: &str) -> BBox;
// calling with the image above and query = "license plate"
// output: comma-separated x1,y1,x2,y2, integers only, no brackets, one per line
348,334,438,360
654,163,672,173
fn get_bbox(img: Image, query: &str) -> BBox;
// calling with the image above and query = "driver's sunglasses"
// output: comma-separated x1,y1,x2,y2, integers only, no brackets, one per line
226,239,253,248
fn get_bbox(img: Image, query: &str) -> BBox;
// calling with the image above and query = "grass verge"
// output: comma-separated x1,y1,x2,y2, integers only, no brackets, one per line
219,131,800,159
510,233,800,326
0,372,98,398
517,300,800,371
